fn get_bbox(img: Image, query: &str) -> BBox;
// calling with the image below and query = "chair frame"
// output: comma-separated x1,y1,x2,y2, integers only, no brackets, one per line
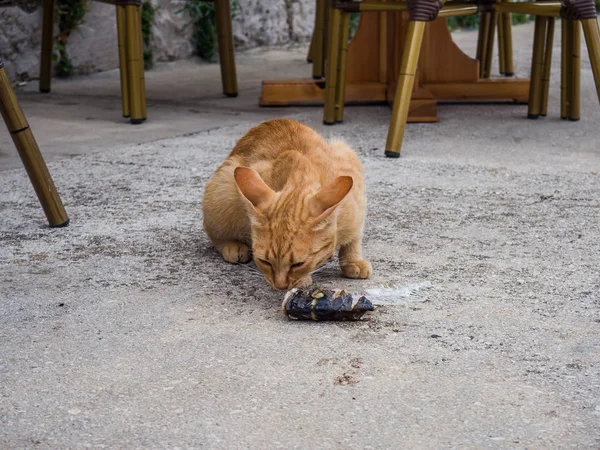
1,57,69,227
324,0,600,157
38,0,238,124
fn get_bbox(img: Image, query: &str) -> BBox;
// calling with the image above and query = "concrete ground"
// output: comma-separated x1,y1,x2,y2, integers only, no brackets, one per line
1,23,599,449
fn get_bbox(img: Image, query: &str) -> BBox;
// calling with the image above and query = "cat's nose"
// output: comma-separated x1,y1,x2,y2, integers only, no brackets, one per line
274,273,288,290
274,280,288,290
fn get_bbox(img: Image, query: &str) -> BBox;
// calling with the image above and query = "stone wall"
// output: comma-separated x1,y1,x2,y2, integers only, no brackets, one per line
0,0,314,81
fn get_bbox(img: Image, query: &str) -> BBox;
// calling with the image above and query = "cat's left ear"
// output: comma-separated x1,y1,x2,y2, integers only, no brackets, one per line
234,166,275,212
309,176,353,222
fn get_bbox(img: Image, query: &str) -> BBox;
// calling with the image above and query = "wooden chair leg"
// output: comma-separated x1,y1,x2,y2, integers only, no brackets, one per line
385,21,426,158
124,3,147,124
540,17,555,117
569,19,581,121
215,0,238,97
528,16,548,119
39,0,55,93
116,5,130,118
561,18,571,119
581,18,600,104
334,11,350,123
323,6,342,125
0,59,69,227
312,0,326,79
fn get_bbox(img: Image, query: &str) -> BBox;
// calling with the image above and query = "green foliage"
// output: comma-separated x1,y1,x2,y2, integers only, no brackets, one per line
447,13,533,31
349,12,360,39
595,0,600,10
511,13,533,25
447,14,480,31
141,0,157,69
53,0,88,77
177,0,240,62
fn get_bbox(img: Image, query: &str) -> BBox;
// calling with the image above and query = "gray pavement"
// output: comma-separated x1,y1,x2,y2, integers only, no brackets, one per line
1,24,600,449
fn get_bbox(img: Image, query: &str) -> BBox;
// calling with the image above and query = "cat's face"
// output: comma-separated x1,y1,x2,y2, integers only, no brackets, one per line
234,167,353,290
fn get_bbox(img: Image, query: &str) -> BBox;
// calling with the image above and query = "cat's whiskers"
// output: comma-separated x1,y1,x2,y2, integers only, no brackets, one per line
238,264,265,280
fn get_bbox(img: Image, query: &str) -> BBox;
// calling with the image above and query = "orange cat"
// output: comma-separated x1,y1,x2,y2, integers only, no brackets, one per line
202,119,372,290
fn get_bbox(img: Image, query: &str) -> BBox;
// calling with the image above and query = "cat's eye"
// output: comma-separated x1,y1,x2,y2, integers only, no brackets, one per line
258,259,272,267
291,262,305,269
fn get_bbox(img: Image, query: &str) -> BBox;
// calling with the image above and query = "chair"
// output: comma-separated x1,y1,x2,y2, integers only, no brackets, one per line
0,57,69,227
521,1,600,121
307,0,330,79
324,0,600,157
308,0,515,79
38,0,238,124
477,1,515,78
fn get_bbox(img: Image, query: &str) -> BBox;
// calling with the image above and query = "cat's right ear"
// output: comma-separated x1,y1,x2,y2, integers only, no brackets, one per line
234,167,275,212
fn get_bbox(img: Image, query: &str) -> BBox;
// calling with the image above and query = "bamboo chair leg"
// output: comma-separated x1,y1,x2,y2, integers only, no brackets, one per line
215,0,238,97
528,16,548,119
136,5,147,118
334,11,351,123
540,17,555,117
124,4,146,124
501,11,514,76
116,6,130,118
581,18,600,104
561,19,571,119
307,8,317,64
39,0,55,93
477,12,491,78
0,59,69,227
569,19,581,121
385,21,426,158
498,13,506,75
307,34,315,64
323,7,342,125
312,0,326,79
483,11,497,79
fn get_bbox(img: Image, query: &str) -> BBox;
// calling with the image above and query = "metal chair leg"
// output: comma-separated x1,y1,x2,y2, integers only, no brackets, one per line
124,3,147,124
528,16,548,119
323,6,342,125
334,11,350,123
215,0,238,97
116,5,131,118
39,0,55,93
0,58,69,227
385,21,427,158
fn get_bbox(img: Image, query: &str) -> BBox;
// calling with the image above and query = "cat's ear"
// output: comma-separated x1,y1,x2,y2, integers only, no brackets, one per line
309,176,353,221
234,166,275,211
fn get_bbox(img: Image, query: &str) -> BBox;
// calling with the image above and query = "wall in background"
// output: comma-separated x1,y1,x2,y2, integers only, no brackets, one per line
0,0,315,81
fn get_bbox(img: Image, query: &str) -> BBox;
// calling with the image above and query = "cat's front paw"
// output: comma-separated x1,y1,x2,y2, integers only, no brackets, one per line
293,275,313,288
341,259,372,279
222,242,251,264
